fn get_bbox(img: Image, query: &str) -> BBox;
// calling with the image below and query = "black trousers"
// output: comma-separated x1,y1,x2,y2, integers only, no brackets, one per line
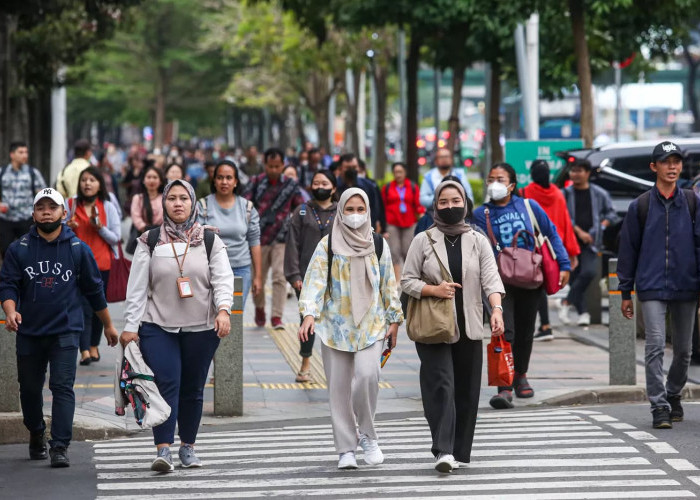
503,284,541,375
537,287,550,326
415,334,482,463
295,288,315,358
0,217,32,258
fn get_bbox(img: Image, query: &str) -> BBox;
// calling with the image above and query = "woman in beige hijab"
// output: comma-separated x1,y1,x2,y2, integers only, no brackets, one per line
298,187,403,470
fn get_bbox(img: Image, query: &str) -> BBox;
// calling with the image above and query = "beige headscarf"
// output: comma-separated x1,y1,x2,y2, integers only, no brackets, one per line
331,188,374,326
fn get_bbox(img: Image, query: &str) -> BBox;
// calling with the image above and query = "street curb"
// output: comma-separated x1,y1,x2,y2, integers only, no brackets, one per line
541,383,700,407
0,413,139,445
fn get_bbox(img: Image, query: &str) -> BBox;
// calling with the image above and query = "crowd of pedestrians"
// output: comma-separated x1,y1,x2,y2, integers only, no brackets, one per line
2,136,700,476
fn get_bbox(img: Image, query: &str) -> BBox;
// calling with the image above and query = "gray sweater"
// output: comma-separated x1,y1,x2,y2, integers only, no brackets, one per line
197,194,260,268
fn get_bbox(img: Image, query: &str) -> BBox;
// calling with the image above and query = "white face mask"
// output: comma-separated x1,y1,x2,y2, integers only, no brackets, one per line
343,213,368,229
486,181,511,201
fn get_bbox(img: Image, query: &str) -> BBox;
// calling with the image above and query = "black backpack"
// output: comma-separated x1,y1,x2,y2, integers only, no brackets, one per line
326,225,384,296
146,228,216,260
636,188,697,232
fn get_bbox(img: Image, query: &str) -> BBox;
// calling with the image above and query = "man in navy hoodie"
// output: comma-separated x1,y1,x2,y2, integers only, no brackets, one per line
617,141,700,429
0,188,118,467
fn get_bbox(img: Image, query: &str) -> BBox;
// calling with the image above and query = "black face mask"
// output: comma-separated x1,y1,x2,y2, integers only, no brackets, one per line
36,220,62,233
437,207,465,225
82,194,98,203
312,188,333,201
343,168,358,184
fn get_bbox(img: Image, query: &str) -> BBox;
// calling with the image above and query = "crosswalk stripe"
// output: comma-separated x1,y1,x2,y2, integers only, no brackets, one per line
94,456,653,471
93,446,640,462
384,492,696,500
94,437,626,455
97,467,665,481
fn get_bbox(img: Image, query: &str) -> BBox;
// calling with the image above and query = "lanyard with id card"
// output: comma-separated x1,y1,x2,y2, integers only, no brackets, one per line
172,238,193,298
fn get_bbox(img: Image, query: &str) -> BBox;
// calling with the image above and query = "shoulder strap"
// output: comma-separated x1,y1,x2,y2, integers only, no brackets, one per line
69,236,82,279
246,199,253,224
204,228,215,260
59,163,71,194
425,229,451,282
372,232,384,260
299,203,307,216
326,226,334,296
684,188,697,224
198,197,208,219
147,228,160,256
636,190,652,235
484,208,501,252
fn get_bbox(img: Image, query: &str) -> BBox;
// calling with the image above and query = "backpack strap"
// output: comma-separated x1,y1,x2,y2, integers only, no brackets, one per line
684,188,697,224
299,203,307,216
636,190,652,234
69,236,82,279
147,227,215,260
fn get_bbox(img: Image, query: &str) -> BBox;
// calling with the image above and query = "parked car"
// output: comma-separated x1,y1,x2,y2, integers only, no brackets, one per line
554,138,700,254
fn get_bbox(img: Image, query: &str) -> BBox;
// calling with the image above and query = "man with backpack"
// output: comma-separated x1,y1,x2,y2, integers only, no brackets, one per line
0,141,46,258
617,141,700,429
56,139,92,199
0,188,118,467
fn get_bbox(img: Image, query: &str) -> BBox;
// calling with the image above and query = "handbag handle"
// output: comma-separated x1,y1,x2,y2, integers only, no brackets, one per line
511,229,538,249
425,229,452,283
484,208,501,252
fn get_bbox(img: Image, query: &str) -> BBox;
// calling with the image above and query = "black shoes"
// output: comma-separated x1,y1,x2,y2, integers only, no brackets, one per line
49,446,70,468
668,395,684,422
652,407,672,429
29,432,47,460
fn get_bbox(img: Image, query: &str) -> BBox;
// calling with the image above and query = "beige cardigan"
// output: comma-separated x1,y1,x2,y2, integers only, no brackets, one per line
401,228,505,342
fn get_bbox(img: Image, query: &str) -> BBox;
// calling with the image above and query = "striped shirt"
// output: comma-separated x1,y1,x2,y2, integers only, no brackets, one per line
0,164,46,222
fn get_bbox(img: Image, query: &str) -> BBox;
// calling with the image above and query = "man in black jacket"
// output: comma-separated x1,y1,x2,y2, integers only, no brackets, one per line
617,141,700,429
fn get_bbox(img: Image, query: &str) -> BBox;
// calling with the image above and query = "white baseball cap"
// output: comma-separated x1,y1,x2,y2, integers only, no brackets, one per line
33,188,65,207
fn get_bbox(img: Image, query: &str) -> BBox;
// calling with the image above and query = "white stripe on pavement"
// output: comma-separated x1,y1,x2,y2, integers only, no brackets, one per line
665,459,699,471
645,442,679,454
625,431,657,441
607,422,637,430
377,492,695,500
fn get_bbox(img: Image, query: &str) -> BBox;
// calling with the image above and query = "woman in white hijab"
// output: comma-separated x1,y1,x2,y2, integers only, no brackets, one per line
298,187,403,470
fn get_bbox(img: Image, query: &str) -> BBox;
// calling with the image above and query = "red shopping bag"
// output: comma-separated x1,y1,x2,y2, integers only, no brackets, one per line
106,245,131,303
487,336,514,387
539,237,561,295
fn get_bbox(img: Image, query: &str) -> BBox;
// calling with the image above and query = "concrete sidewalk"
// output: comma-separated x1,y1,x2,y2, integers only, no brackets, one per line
1,288,694,444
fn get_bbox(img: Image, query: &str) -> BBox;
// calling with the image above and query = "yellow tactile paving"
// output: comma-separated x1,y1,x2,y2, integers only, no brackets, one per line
268,324,327,385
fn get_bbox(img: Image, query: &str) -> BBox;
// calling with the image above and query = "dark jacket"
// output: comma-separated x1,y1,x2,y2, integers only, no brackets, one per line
617,186,700,302
0,224,107,336
563,183,618,253
284,200,337,284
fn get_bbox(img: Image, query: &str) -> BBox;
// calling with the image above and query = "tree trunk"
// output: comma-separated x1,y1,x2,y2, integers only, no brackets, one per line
406,33,422,183
569,0,594,147
154,69,166,150
447,61,466,154
683,43,700,133
489,60,503,164
344,67,362,153
294,105,307,149
0,14,12,158
312,102,330,153
374,62,388,182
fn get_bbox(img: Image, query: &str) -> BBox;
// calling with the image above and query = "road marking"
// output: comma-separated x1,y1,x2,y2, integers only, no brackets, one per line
688,476,700,486
625,431,657,441
665,459,699,471
96,479,681,494
645,442,679,454
607,422,636,430
93,446,642,462
389,493,695,500
589,415,618,422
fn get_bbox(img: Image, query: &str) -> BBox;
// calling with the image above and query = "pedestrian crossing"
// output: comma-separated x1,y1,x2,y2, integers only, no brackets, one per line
93,408,700,499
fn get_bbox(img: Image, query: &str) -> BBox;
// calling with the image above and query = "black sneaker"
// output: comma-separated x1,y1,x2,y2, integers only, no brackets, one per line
29,432,47,460
49,446,70,468
652,407,672,429
489,389,514,410
533,326,554,342
668,395,684,422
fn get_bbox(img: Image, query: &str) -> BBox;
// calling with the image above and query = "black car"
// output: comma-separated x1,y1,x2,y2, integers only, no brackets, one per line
554,138,700,253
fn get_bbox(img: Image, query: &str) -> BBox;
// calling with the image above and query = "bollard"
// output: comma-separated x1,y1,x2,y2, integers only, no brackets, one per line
214,276,243,416
0,309,20,412
608,258,636,385
584,253,603,324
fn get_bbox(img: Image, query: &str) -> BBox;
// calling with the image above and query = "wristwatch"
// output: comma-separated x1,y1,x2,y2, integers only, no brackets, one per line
493,305,504,312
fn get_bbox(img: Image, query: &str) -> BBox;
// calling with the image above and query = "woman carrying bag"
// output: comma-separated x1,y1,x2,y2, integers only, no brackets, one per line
298,188,403,470
402,180,505,473
120,179,233,472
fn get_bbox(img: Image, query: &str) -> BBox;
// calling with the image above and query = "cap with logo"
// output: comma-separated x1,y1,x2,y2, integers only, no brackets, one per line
33,188,65,207
652,141,683,163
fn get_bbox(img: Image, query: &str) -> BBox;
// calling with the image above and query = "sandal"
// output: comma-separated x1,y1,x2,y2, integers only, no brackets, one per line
295,370,312,383
514,373,534,398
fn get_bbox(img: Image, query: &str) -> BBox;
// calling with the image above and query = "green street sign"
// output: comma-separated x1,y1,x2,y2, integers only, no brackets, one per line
505,139,584,186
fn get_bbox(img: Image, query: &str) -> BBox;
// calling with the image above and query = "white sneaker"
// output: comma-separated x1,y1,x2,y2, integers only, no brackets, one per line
338,451,358,469
577,312,591,327
558,302,572,325
358,434,384,465
435,453,459,473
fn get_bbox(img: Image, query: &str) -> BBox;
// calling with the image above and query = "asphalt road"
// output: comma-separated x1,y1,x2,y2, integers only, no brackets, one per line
3,404,700,499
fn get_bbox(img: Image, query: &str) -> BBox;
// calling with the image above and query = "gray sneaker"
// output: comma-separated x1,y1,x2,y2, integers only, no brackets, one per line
151,447,174,472
179,444,203,468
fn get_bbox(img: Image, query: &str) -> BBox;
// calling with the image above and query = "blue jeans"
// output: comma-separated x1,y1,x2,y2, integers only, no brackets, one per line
138,322,220,445
16,333,79,448
233,265,252,309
